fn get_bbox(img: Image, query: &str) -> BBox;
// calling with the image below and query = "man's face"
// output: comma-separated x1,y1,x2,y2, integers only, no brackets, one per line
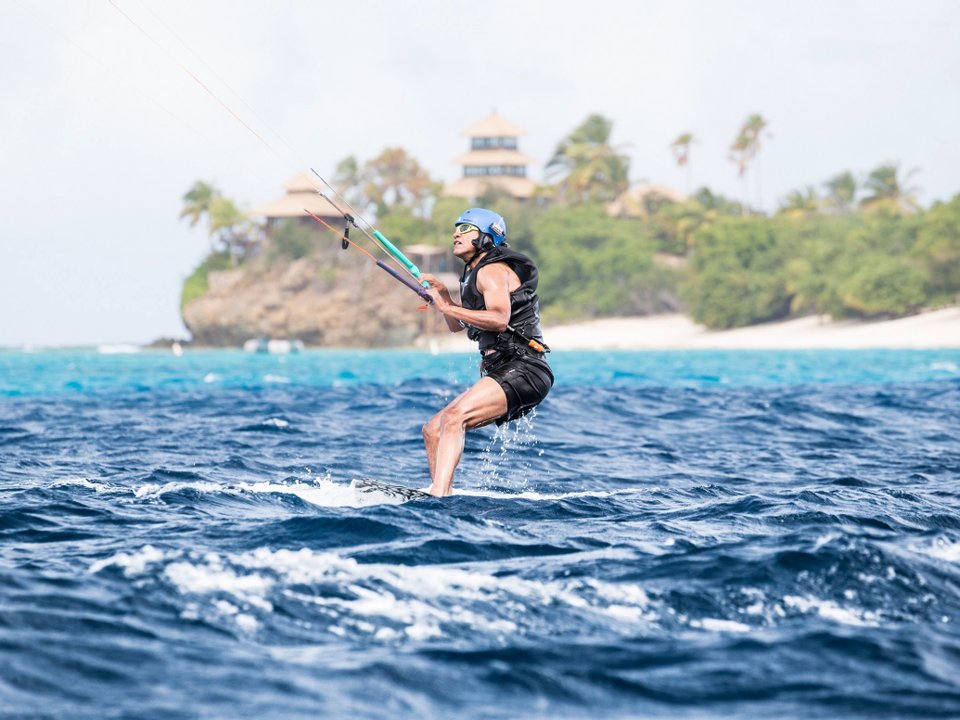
452,224,480,260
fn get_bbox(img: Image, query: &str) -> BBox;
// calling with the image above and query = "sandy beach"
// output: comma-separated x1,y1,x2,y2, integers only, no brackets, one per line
431,306,960,352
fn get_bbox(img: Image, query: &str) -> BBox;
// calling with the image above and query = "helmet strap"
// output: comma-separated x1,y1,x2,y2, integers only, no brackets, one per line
473,234,493,252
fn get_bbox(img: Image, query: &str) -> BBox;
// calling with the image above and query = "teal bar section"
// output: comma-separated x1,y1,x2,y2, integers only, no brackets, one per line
374,230,429,287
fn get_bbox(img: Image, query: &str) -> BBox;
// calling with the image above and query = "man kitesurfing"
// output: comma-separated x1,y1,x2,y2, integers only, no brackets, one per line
303,194,552,500
421,209,553,497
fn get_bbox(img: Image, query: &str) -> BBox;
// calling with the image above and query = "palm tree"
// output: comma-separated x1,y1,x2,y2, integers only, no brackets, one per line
861,163,921,213
180,181,257,262
778,186,820,218
822,171,857,213
546,114,630,204
670,132,695,194
729,114,770,210
180,180,218,251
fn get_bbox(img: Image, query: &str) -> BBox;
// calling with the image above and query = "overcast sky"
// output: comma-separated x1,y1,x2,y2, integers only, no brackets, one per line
1,0,957,347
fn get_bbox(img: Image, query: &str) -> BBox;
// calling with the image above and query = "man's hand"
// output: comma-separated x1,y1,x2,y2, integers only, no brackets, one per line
422,274,452,312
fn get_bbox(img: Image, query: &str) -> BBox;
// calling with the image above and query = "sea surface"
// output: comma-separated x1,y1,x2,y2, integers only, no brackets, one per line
2,347,960,719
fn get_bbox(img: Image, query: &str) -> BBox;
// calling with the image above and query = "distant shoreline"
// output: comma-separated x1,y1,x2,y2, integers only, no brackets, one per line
6,307,959,353
430,306,960,352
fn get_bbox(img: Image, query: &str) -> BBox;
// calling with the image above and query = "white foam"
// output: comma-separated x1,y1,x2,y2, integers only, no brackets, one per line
253,480,410,507
214,599,239,615
691,618,752,633
812,532,840,551
128,473,633,508
134,481,223,499
129,477,413,508
89,544,166,576
930,361,958,373
164,559,274,599
203,373,221,384
925,538,960,563
455,487,632,501
134,546,655,641
52,477,112,493
213,600,259,632
405,622,442,641
235,614,259,631
783,595,880,627
263,374,290,384
262,418,290,428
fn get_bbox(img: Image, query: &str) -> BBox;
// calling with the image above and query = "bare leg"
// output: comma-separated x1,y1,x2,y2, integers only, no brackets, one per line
423,377,507,497
423,387,470,483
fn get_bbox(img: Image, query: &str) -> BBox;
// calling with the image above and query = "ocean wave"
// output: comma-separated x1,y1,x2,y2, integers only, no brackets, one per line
4,350,960,718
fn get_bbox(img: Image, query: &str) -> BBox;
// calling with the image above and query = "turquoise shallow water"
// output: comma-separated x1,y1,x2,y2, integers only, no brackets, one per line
2,347,958,395
2,348,959,718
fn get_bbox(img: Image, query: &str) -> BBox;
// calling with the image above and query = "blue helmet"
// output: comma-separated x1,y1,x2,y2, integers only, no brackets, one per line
455,208,507,248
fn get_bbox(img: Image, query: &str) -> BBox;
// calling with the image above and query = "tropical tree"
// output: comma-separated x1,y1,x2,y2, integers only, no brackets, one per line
670,132,695,193
913,193,960,299
362,147,438,216
209,195,256,264
546,114,630,204
693,187,743,215
778,186,820,218
179,181,258,264
861,163,921,213
684,217,791,328
822,171,858,213
180,180,219,251
333,155,364,207
729,113,770,210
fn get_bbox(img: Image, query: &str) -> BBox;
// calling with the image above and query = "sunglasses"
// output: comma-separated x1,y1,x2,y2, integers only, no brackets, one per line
455,223,479,235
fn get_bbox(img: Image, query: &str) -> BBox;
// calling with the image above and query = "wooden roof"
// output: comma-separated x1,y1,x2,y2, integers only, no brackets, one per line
443,175,537,200
248,173,342,219
461,111,526,138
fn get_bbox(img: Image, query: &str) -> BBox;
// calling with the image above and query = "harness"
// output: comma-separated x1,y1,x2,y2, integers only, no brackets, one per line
459,246,550,360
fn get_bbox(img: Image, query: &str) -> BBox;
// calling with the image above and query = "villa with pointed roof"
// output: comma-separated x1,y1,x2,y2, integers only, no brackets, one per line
443,111,537,201
248,173,342,231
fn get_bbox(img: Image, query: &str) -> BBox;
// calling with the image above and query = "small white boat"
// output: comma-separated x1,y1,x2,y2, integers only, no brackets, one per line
243,338,304,354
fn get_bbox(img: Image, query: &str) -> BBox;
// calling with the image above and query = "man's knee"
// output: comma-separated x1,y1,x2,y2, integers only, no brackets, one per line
437,404,468,432
422,416,439,441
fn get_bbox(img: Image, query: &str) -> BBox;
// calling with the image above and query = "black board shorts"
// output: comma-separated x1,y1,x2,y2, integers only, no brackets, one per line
481,351,554,425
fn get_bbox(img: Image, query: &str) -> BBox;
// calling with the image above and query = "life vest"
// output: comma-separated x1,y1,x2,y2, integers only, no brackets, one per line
458,246,545,353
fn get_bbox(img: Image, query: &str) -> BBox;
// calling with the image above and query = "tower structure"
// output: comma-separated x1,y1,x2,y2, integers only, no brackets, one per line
443,111,537,201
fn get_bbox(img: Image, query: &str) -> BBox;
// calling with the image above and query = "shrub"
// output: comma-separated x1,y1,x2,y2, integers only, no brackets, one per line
180,251,232,309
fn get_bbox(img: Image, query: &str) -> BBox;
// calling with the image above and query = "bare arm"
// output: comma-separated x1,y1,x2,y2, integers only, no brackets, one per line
421,273,464,333
424,264,519,334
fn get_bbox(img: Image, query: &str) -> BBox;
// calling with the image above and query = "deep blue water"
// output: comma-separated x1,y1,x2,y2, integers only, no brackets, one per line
2,348,960,719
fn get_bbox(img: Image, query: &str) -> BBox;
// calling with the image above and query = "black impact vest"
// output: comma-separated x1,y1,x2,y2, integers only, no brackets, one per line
458,246,545,353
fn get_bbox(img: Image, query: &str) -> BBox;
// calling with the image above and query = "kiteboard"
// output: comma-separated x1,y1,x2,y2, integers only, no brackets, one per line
352,478,433,502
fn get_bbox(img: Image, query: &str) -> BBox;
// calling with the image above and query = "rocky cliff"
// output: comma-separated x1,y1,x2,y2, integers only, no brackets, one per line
182,248,430,347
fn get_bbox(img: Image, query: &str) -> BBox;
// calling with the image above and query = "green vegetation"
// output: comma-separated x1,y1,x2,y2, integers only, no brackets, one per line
180,251,232,310
546,114,630,203
269,219,315,261
179,180,259,263
530,205,661,320
684,201,958,327
179,111,960,329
